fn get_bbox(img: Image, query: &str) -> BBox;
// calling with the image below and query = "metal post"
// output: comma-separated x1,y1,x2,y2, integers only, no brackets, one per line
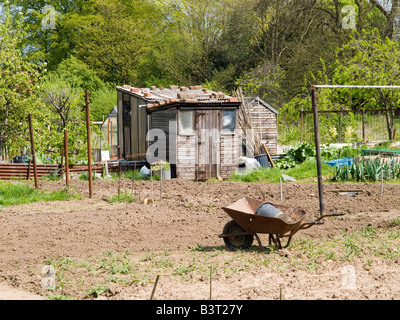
28,114,38,189
85,90,93,198
311,85,324,216
64,129,69,187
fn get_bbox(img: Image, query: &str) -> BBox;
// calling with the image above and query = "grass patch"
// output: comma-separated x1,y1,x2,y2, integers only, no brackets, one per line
228,159,335,183
108,191,137,203
0,181,80,207
107,169,161,181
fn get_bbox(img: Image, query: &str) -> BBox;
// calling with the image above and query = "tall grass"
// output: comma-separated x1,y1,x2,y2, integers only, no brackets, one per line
0,181,80,207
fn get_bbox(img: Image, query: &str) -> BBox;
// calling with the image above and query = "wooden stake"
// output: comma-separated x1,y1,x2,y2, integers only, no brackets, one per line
280,178,283,201
131,162,136,195
160,167,163,201
28,114,38,189
280,284,284,300
381,172,384,195
85,90,93,198
209,267,213,300
150,275,160,300
118,162,121,199
262,143,275,168
64,129,69,187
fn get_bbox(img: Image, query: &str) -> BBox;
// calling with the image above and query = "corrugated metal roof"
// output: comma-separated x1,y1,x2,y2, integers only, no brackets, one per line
116,85,240,110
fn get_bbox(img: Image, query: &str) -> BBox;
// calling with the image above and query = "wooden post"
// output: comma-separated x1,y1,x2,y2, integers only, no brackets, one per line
160,167,163,201
150,275,160,300
110,120,113,155
108,120,111,146
118,161,121,199
28,114,38,189
85,90,93,198
262,143,275,168
209,267,213,300
311,85,324,216
60,148,64,179
64,129,69,187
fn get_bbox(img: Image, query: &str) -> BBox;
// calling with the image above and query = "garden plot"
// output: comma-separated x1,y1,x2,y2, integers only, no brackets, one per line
0,178,400,300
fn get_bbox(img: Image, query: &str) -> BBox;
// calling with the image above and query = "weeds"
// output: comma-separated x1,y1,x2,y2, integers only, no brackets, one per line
108,191,137,203
0,181,80,206
229,159,334,183
37,224,400,299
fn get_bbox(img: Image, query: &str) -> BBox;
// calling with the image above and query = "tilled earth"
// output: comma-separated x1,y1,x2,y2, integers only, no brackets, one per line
1,178,400,300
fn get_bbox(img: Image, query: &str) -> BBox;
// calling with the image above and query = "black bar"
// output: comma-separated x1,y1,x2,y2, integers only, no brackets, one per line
311,85,324,216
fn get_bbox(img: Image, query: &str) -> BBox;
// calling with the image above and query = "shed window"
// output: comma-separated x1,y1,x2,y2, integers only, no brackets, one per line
222,110,236,133
178,110,194,135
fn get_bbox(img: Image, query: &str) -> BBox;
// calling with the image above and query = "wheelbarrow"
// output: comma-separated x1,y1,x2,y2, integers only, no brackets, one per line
219,198,344,250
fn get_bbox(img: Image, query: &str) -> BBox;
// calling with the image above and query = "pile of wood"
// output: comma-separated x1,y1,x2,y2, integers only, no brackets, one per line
236,88,275,167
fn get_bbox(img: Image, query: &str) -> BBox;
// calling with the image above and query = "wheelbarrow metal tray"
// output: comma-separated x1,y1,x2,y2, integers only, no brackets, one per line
222,198,306,235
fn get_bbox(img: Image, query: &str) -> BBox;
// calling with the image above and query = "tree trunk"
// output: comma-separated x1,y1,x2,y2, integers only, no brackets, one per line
380,91,394,140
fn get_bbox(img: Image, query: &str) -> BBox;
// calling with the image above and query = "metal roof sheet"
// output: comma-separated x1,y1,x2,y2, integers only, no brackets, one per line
117,85,240,110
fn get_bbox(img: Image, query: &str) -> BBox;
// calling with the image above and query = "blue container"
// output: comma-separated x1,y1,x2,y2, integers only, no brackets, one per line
324,158,353,167
255,154,270,168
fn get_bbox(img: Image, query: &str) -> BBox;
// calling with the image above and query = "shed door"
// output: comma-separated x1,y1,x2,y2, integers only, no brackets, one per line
195,110,221,180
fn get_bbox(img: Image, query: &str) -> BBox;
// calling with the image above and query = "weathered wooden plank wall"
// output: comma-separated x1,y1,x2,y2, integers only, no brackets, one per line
149,109,177,164
240,100,278,155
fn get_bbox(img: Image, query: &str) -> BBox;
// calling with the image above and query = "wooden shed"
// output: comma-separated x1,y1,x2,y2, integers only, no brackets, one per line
242,97,279,156
116,85,241,180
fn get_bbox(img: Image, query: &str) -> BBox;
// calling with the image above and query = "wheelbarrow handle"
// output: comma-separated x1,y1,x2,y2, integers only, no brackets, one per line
286,221,324,237
299,221,324,230
316,212,345,222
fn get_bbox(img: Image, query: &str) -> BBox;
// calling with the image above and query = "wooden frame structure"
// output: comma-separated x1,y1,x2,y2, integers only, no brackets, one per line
311,84,400,215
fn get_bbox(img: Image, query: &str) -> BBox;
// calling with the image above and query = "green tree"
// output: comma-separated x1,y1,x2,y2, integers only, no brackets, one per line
50,56,116,121
38,73,88,159
0,4,44,158
69,0,160,86
333,30,400,140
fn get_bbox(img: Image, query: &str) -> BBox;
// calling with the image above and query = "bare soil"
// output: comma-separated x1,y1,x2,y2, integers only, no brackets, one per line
1,178,400,300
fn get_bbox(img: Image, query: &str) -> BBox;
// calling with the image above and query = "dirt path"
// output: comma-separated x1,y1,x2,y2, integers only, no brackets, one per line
0,282,43,300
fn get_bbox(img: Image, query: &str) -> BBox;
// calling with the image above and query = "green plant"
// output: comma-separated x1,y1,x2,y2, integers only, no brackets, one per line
0,181,80,207
389,217,400,227
229,159,335,183
47,295,75,300
332,157,400,182
108,191,136,203
79,170,100,181
87,284,109,298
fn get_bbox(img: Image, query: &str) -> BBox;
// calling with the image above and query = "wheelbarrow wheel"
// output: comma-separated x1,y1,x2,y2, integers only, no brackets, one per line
222,220,254,250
